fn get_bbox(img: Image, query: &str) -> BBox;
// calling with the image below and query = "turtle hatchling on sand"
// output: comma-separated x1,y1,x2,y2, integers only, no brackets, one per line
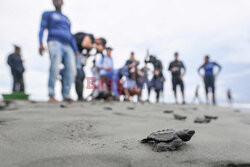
141,129,195,152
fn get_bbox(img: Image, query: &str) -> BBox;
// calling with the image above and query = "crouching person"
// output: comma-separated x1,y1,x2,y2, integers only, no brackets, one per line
123,70,141,102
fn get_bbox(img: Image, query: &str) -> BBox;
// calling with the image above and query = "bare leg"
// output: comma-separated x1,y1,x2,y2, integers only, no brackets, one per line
124,89,130,101
174,92,178,104
181,92,185,104
212,93,216,105
206,93,209,105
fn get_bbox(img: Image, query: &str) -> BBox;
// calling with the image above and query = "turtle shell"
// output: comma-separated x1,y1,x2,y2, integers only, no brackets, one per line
145,129,177,142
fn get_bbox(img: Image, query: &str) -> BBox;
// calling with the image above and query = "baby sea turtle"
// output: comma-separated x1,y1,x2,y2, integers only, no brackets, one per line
163,110,174,114
127,107,135,110
204,115,218,120
104,107,112,110
141,129,195,152
174,114,187,120
194,117,211,124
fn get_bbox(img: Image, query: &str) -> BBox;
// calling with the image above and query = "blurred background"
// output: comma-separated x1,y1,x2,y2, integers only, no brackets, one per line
0,0,250,104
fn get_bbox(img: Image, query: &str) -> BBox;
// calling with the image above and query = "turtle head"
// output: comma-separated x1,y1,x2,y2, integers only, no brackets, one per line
176,129,195,142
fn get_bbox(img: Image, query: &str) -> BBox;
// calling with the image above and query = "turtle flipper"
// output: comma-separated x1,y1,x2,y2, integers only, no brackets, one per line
166,138,183,151
153,142,169,152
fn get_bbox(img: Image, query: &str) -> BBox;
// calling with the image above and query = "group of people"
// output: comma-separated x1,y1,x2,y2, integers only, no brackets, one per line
7,0,224,105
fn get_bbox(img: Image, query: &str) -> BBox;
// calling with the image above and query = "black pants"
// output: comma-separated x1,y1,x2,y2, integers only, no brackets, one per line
172,77,184,93
204,76,215,94
75,68,85,100
12,74,24,92
155,89,161,100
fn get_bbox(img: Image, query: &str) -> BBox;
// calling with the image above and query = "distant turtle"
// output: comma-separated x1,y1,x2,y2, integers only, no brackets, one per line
104,107,112,110
174,114,187,120
194,117,211,124
141,129,195,152
204,115,218,120
127,107,135,110
60,104,68,108
163,110,174,114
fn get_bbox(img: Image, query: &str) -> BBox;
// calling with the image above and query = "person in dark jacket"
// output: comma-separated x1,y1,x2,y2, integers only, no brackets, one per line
7,45,25,93
145,55,164,100
168,52,186,104
150,70,165,103
74,32,96,101
145,55,163,74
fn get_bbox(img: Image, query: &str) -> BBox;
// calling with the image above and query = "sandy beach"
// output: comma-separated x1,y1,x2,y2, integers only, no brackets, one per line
0,101,250,167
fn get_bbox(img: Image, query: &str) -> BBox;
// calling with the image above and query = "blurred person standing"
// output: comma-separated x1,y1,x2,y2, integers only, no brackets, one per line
145,55,164,101
227,89,232,105
198,55,222,105
168,52,186,104
7,45,25,93
149,70,165,103
38,0,79,102
192,85,202,104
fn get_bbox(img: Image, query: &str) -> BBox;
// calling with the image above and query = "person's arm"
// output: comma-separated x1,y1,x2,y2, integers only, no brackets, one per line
70,32,79,55
7,55,12,67
97,56,103,70
197,64,204,77
69,24,79,56
38,12,49,56
181,62,186,77
214,62,222,77
159,61,163,72
110,59,114,70
168,63,172,71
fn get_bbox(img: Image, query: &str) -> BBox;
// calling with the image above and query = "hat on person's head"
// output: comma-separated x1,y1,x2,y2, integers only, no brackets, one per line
106,47,113,50
174,52,179,56
130,51,134,55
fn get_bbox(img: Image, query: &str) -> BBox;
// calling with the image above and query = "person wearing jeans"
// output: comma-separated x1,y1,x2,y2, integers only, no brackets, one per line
47,41,77,100
38,0,79,102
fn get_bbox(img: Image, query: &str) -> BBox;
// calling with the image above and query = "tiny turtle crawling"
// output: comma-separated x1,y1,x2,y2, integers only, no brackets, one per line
141,129,195,152
174,114,187,120
194,117,211,124
104,107,112,110
204,115,218,120
163,110,174,114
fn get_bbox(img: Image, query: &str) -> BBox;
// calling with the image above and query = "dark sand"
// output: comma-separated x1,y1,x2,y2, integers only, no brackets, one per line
0,101,250,167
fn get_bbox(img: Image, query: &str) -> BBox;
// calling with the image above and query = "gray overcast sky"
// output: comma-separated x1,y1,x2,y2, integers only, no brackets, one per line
1,0,250,102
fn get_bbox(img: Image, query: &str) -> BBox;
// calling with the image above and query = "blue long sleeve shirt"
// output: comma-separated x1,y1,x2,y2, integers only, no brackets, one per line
39,11,78,53
198,62,222,76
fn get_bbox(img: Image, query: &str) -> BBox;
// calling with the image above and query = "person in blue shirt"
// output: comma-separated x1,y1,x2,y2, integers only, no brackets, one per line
97,47,113,79
7,45,25,93
198,55,222,105
38,0,79,102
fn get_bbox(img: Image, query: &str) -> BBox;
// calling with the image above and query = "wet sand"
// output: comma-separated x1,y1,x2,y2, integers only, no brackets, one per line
0,101,250,167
